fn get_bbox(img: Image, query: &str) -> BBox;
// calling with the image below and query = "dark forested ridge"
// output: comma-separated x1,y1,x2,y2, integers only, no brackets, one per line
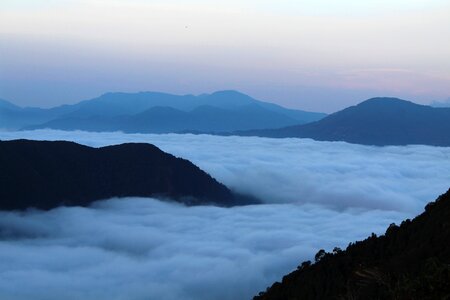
254,189,450,300
238,97,450,147
0,139,254,210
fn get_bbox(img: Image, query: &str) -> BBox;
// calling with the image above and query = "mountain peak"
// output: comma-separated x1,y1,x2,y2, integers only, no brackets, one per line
98,91,171,99
358,97,416,106
210,90,252,98
205,90,255,107
238,96,450,146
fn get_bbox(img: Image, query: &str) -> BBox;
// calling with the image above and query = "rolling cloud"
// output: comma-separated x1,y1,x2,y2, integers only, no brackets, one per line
0,199,408,300
1,130,449,212
0,130,449,299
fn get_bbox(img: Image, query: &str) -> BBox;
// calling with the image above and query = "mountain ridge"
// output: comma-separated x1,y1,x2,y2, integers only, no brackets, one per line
0,91,326,131
0,139,256,210
235,97,450,146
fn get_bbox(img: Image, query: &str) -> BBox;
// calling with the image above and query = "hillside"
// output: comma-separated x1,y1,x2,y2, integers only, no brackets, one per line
254,189,450,300
0,139,254,210
238,97,450,146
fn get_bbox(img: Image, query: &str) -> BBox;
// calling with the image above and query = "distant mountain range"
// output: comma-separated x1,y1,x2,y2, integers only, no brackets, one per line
0,139,256,210
0,91,326,132
235,97,450,146
255,188,450,300
3,93,449,147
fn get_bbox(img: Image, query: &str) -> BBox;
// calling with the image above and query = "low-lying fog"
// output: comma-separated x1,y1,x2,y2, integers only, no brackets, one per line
0,130,449,300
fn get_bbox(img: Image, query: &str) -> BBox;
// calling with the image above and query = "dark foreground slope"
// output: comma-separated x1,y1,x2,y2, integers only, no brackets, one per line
239,98,450,146
254,189,450,300
0,140,252,210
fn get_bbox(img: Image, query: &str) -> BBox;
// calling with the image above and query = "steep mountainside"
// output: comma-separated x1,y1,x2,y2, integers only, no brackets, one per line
238,98,450,146
0,140,254,210
254,189,450,300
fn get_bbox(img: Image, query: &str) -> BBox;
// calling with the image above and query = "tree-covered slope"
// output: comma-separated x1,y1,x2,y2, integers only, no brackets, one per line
255,189,450,300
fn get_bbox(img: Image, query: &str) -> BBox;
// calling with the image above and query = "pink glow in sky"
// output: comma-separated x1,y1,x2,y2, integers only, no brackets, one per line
1,0,449,112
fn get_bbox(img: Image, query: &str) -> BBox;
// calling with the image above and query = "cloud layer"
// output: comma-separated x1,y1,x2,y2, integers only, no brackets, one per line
0,130,449,299
0,198,407,300
1,130,449,212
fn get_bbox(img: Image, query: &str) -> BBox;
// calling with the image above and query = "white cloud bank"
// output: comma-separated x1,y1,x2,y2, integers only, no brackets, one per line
1,130,449,212
0,130,449,300
0,199,408,300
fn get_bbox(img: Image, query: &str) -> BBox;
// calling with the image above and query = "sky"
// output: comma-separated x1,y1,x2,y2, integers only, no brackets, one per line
0,130,449,299
1,0,450,112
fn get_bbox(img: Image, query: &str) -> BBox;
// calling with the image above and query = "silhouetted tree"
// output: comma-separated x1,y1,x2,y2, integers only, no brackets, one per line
314,249,326,262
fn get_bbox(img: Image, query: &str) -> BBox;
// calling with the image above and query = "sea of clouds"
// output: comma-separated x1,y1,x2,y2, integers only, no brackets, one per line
0,130,449,300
